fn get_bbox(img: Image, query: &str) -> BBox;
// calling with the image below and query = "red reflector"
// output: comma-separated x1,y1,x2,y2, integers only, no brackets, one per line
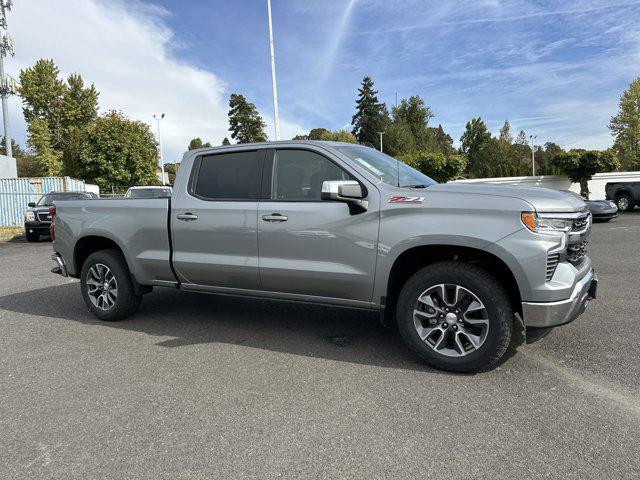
49,206,56,240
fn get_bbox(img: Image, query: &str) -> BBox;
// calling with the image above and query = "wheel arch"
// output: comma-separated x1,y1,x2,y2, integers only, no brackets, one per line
382,244,522,324
73,235,149,295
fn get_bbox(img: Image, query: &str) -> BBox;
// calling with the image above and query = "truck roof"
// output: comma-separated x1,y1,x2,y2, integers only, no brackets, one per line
186,140,365,155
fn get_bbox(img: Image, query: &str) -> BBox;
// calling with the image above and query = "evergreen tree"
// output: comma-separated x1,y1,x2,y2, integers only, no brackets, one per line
222,137,231,145
460,117,491,176
609,77,640,170
351,76,385,148
228,93,267,144
188,138,213,150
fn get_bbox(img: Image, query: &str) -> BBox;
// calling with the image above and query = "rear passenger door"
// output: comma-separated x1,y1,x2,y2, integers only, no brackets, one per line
257,148,379,305
171,149,265,289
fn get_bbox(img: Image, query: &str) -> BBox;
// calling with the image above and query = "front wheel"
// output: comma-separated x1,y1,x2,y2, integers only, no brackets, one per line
80,249,141,321
396,261,514,373
616,193,634,212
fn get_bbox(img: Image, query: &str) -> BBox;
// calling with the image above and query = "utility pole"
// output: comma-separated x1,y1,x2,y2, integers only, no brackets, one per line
267,0,280,141
529,134,537,176
153,114,166,185
0,0,15,158
378,131,385,153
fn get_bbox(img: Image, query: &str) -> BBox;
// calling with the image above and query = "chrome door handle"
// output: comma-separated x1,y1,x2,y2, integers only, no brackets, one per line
262,213,288,222
177,213,198,221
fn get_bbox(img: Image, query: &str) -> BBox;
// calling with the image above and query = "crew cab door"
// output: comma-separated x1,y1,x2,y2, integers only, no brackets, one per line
171,149,265,289
257,148,379,305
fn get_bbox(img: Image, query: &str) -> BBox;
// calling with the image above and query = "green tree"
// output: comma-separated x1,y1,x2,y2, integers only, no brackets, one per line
83,110,159,189
391,95,433,150
609,77,640,170
398,151,467,183
26,118,62,176
351,76,385,148
228,93,267,143
164,162,180,184
188,137,212,150
18,59,66,148
460,117,491,176
222,137,231,145
552,149,619,198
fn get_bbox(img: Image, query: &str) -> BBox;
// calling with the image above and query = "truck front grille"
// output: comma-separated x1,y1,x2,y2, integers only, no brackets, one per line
37,212,51,222
567,239,588,266
546,253,560,281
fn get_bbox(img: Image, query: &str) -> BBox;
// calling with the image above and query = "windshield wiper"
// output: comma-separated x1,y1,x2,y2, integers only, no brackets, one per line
401,184,428,189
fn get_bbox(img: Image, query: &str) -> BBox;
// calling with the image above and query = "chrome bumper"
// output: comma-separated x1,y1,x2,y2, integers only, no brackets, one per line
51,253,68,277
522,269,597,328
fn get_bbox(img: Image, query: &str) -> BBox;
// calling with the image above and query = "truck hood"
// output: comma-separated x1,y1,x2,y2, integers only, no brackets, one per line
429,183,587,213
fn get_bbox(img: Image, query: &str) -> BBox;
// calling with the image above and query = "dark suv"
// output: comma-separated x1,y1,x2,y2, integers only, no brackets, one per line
24,191,94,242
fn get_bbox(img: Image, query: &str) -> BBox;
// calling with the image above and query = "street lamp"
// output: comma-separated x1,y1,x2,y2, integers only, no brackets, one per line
529,134,537,176
378,131,385,153
0,0,14,158
153,114,166,185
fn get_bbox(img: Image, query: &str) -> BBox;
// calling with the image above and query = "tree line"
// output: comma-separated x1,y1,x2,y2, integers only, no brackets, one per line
9,58,640,195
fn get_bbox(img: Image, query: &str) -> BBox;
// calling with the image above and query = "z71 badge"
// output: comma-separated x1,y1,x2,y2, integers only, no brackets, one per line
388,196,425,203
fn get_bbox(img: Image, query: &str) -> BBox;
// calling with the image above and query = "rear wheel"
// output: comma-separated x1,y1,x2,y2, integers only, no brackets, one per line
616,193,634,212
25,231,39,242
80,249,141,321
396,261,514,373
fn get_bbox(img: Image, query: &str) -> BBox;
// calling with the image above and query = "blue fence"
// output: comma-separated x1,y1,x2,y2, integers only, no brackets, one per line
0,177,91,227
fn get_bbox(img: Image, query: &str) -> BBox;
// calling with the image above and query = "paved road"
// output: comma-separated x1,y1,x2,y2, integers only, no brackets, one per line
1,213,639,479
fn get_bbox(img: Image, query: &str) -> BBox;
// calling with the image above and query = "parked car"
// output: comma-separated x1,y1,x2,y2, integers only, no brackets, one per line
605,181,640,212
562,190,618,222
125,186,173,198
24,191,94,242
50,142,597,372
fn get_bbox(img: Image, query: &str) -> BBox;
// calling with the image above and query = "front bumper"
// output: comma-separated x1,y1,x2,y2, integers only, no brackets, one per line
24,221,51,233
521,269,597,328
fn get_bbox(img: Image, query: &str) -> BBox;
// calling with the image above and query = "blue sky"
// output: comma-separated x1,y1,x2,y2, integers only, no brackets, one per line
8,0,640,163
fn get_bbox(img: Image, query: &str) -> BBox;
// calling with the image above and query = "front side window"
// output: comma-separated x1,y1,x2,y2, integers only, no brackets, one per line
194,151,262,200
334,145,437,188
272,149,353,201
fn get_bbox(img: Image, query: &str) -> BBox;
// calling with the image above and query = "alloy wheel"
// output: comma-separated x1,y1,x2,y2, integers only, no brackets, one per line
413,284,490,357
86,263,118,311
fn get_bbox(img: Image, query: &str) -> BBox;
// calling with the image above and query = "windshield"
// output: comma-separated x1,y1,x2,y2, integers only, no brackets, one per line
37,192,89,206
334,145,437,188
126,188,172,198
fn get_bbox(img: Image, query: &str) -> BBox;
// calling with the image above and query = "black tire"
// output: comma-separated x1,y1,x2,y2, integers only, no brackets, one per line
80,249,141,321
616,193,634,212
396,261,514,373
25,231,39,242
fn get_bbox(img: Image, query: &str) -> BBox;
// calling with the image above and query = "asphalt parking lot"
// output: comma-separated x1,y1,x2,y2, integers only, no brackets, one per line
1,213,639,479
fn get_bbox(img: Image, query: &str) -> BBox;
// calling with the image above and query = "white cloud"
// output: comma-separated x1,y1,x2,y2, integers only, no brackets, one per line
5,0,301,164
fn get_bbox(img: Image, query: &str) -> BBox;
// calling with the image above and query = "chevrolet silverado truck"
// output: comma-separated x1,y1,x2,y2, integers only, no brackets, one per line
50,141,597,372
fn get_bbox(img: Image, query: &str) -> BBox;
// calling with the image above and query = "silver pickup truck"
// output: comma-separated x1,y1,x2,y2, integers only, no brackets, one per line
50,141,597,372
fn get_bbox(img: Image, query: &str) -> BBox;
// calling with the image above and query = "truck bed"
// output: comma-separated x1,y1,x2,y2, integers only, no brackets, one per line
53,198,175,284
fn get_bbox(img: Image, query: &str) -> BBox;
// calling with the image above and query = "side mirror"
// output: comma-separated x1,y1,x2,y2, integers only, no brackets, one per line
28,202,36,208
321,180,368,213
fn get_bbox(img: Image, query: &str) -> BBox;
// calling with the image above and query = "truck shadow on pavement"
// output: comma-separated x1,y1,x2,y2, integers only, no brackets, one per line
0,282,519,374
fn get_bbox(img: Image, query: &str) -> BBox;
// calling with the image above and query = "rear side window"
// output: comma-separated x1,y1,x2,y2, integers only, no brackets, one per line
193,151,263,200
272,149,353,201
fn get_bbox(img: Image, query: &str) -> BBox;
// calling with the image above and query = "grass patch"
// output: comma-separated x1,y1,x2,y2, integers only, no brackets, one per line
0,226,24,240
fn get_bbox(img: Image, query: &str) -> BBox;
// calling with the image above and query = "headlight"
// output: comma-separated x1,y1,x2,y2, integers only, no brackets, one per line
521,212,573,233
24,211,35,222
609,201,617,208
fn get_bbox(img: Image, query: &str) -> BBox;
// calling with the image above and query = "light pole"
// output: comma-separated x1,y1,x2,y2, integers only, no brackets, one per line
0,0,14,158
267,0,280,141
529,134,537,176
153,114,166,185
378,131,385,152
